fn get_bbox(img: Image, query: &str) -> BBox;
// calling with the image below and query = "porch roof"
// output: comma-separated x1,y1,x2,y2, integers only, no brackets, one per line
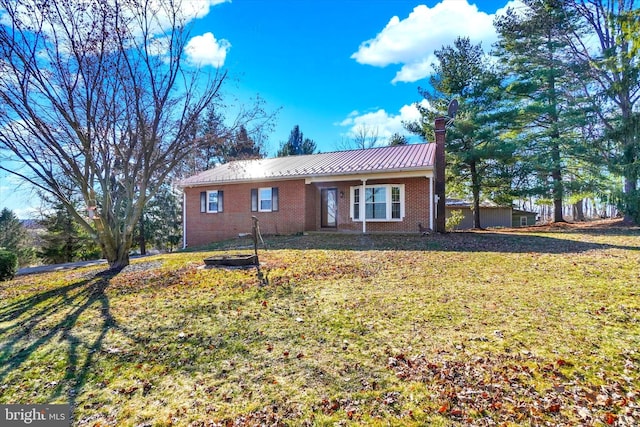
179,143,435,187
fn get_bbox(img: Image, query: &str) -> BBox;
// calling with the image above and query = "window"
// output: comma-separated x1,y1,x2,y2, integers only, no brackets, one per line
520,216,528,226
201,190,223,213
353,188,360,220
251,187,279,212
260,188,272,211
366,186,387,219
391,186,401,219
350,184,404,221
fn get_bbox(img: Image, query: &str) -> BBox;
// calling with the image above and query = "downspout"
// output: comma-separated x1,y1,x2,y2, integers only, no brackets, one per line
361,179,367,234
182,191,187,249
429,175,434,231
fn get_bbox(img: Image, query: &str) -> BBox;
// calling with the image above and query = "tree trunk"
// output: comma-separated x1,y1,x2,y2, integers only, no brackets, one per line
105,243,131,271
139,215,147,256
573,199,585,221
470,160,482,229
551,140,565,223
96,222,132,271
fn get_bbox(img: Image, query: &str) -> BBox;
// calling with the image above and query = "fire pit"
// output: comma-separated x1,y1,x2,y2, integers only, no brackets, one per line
203,254,258,267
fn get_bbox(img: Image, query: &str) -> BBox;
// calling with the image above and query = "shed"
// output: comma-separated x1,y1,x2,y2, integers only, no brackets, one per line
445,199,513,230
512,209,538,227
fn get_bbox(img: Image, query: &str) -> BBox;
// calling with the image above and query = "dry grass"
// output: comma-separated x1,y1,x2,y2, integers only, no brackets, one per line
1,220,639,426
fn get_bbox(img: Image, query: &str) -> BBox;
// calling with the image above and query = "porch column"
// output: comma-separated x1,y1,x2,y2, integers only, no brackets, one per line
361,179,367,234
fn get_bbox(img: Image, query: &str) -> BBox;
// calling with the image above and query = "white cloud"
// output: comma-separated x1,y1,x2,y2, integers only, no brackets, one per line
337,101,429,142
351,0,524,83
185,32,231,67
136,0,231,33
179,0,230,21
1,0,231,63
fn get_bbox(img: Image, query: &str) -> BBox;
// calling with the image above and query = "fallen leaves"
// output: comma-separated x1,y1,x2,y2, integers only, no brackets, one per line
388,351,640,425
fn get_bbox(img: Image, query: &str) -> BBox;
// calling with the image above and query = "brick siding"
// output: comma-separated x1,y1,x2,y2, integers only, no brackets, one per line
184,176,432,247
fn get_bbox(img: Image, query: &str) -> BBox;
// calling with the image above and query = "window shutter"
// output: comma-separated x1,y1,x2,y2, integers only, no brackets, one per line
251,188,258,212
218,190,224,212
200,192,206,213
272,187,279,211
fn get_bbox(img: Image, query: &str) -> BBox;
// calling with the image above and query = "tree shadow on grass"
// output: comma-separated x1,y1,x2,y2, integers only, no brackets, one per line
241,231,640,254
0,269,120,415
428,231,640,254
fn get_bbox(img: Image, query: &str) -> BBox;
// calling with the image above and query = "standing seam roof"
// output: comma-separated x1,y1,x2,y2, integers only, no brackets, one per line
179,143,435,186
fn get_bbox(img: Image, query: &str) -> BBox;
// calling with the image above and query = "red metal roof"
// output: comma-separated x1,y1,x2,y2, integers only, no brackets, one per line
179,143,435,187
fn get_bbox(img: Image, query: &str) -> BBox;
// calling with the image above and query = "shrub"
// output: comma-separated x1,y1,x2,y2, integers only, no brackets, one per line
0,249,18,281
446,209,465,232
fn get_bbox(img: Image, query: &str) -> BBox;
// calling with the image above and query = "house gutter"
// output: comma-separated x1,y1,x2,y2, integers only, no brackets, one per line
429,175,434,231
182,192,187,249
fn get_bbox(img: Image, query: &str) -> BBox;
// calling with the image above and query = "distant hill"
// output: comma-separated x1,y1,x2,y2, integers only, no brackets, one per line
20,219,44,230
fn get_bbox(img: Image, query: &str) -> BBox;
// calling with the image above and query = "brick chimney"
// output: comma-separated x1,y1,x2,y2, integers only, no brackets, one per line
434,117,446,233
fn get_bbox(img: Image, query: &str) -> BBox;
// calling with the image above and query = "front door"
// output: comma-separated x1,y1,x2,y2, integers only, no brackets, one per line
321,188,338,228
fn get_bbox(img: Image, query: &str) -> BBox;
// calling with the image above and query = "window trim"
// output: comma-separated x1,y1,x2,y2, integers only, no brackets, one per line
259,187,272,212
350,184,405,222
205,190,223,213
251,187,279,212
520,216,528,226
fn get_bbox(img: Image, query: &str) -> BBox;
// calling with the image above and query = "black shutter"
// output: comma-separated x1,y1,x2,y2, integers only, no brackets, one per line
218,190,224,212
200,191,206,213
251,188,258,212
272,187,279,211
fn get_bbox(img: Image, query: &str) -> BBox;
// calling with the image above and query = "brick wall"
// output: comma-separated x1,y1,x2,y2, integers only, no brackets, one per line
184,176,432,247
183,179,307,247
325,177,431,234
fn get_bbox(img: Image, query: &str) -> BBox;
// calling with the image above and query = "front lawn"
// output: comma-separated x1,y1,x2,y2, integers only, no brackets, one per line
1,221,639,426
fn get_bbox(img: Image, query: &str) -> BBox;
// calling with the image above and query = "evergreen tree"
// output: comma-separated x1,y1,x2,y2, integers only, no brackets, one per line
227,125,264,161
0,208,24,252
0,208,36,267
134,184,182,253
408,37,515,228
388,133,409,146
277,125,317,156
494,0,599,223
39,199,101,264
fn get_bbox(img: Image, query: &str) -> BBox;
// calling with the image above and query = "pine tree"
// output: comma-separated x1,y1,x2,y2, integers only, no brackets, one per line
494,0,599,223
0,208,24,252
39,201,101,264
408,37,515,228
277,125,317,156
134,184,182,253
0,208,37,267
388,133,409,146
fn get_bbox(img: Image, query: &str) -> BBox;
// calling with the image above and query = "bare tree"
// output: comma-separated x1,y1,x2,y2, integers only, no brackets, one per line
353,124,380,149
0,0,227,269
336,124,380,150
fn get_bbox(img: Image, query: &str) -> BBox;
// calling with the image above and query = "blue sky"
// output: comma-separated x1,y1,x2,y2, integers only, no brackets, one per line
0,0,519,217
186,0,517,154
